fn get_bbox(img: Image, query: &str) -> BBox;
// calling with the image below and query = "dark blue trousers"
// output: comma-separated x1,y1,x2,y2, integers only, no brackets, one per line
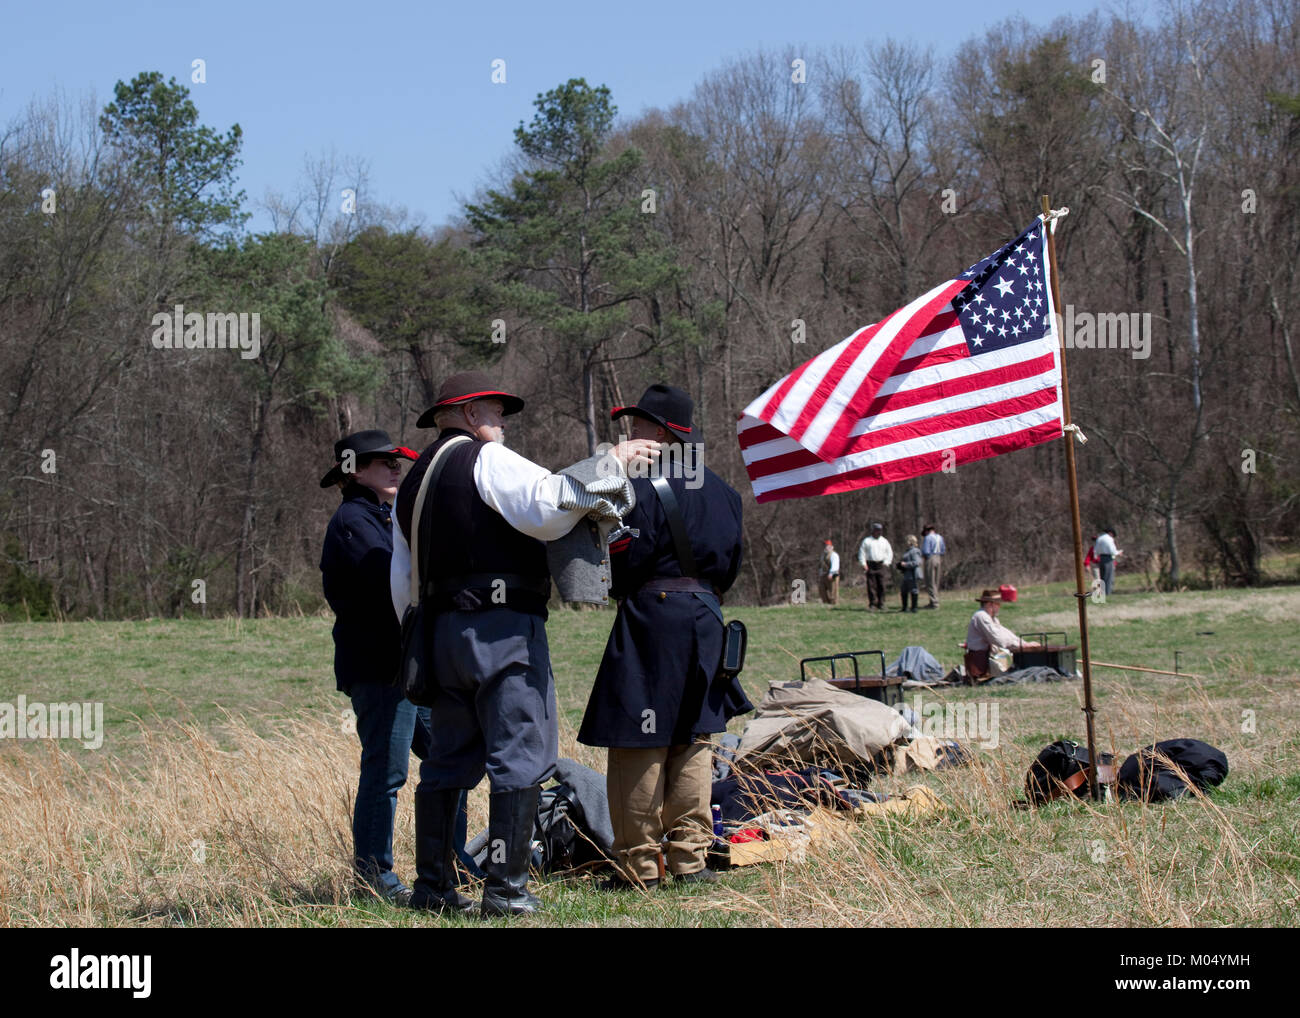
416,609,558,794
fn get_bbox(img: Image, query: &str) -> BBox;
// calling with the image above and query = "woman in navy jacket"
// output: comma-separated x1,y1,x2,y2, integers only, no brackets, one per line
319,430,432,902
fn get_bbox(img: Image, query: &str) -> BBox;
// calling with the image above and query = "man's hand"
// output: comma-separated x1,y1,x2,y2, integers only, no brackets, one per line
1020,640,1042,651
611,438,662,475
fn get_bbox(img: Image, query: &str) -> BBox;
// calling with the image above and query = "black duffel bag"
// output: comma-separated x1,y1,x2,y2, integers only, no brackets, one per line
1117,739,1229,802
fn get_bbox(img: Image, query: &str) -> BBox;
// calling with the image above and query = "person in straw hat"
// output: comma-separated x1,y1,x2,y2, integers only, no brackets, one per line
964,588,1041,680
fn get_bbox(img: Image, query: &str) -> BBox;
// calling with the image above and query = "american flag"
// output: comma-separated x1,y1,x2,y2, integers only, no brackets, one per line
737,218,1063,503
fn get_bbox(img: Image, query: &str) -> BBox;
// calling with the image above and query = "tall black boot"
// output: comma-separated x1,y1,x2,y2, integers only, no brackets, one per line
409,786,476,914
480,785,542,918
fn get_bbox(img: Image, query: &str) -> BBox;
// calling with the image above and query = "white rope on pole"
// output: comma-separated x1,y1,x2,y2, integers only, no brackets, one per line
1040,206,1071,232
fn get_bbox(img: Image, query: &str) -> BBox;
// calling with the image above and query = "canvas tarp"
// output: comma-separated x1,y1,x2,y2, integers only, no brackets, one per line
886,645,944,683
734,679,911,770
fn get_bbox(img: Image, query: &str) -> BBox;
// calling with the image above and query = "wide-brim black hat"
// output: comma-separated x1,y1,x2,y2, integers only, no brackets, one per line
319,429,416,488
416,370,524,428
610,383,693,440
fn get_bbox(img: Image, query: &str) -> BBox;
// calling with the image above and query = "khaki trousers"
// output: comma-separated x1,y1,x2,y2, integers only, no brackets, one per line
924,554,943,605
819,574,839,604
606,742,713,882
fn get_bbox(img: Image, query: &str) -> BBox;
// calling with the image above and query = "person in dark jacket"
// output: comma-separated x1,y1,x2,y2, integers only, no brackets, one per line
578,384,754,888
897,535,923,612
320,429,436,903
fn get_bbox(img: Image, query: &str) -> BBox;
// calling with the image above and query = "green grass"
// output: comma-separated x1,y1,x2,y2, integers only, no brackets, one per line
2,575,1298,926
8,575,1296,757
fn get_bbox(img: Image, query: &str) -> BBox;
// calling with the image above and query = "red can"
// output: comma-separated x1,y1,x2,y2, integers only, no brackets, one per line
999,584,1018,602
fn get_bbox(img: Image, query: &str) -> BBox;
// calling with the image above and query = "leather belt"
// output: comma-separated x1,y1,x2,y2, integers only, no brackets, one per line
1053,763,1118,799
427,572,550,598
640,576,724,627
640,577,716,595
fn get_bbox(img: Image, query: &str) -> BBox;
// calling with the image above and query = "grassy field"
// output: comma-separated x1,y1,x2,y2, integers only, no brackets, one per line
2,575,1298,927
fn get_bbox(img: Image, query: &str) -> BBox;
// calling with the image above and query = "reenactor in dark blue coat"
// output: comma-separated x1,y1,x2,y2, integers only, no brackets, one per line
319,430,433,902
578,385,754,888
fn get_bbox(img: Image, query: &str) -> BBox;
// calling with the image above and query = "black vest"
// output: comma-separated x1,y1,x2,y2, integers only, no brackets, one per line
398,429,550,616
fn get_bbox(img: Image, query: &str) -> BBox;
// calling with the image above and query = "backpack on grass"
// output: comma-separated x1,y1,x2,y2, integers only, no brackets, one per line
1025,740,1117,804
532,782,610,873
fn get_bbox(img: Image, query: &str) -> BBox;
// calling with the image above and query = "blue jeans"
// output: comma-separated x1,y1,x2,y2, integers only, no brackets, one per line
1099,555,1115,596
349,683,478,893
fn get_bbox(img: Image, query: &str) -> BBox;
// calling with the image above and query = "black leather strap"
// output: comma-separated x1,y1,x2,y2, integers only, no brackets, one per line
650,475,698,579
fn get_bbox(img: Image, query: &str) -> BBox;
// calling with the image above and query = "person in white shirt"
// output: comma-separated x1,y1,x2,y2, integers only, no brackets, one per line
1093,528,1121,595
389,371,658,918
921,525,947,608
819,539,840,605
857,523,893,610
964,589,1041,679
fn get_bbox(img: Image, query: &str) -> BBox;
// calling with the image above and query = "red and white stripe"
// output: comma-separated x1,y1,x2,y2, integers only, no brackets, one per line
738,233,1063,503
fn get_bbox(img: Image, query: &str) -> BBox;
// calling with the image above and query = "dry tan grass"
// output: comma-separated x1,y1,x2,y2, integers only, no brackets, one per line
2,673,1297,927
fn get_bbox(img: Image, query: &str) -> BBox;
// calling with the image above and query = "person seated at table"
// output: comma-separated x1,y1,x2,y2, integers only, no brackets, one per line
964,589,1041,679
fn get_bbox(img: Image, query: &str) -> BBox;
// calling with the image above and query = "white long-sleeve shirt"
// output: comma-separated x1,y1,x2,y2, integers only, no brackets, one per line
857,536,893,568
1094,533,1118,556
390,441,624,620
822,549,840,576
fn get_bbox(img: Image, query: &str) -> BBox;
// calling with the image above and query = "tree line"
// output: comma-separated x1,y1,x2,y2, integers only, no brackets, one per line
1,0,1297,619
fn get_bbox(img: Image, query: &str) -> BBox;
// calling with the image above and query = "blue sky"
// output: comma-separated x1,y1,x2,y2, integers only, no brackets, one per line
1,0,1113,233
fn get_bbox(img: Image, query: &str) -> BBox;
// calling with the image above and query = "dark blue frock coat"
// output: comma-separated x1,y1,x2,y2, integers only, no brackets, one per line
578,462,754,748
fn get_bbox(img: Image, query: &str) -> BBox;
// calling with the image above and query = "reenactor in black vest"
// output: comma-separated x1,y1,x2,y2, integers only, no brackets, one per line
319,430,430,902
578,384,754,888
390,372,658,917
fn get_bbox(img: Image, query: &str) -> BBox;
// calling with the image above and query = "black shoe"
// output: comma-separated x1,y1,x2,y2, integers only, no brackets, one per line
410,787,476,914
408,881,475,913
480,786,542,918
354,875,415,906
386,884,415,906
673,868,719,885
598,873,660,891
922,603,937,610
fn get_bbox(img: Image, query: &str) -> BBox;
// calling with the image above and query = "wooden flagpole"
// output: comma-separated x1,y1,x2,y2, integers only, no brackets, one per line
1040,194,1102,801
